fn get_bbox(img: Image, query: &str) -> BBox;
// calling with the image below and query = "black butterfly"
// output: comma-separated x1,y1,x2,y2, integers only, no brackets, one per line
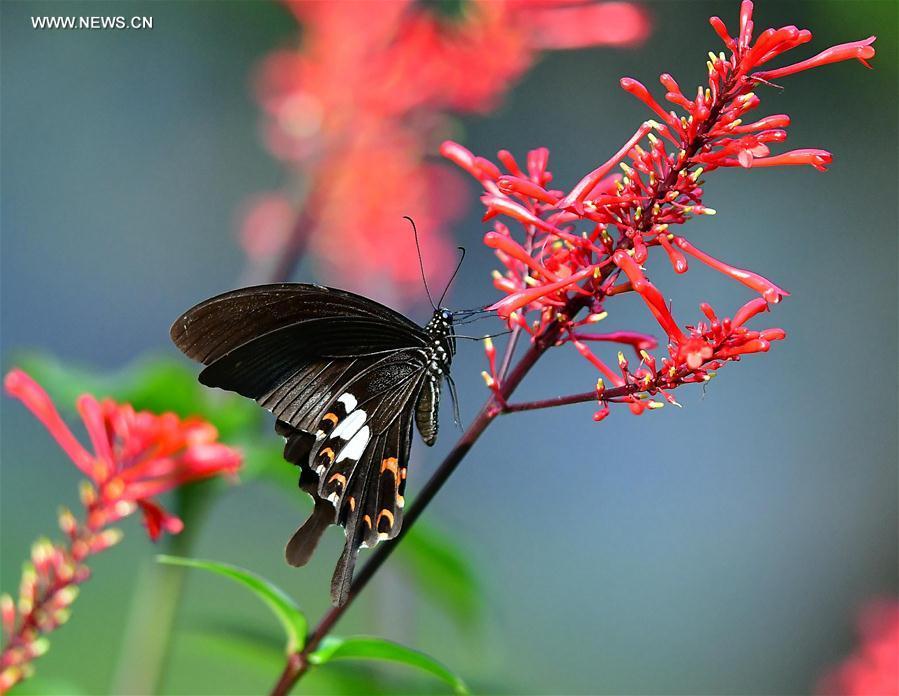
170,283,459,606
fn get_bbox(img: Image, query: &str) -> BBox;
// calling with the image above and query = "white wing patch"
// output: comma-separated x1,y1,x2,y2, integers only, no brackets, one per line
337,425,370,463
338,393,358,412
331,408,366,441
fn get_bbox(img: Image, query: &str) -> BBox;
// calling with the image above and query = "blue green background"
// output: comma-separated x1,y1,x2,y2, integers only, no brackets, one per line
2,1,896,694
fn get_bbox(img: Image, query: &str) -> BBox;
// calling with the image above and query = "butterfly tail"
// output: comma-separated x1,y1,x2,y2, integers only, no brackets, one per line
285,497,335,567
330,534,359,607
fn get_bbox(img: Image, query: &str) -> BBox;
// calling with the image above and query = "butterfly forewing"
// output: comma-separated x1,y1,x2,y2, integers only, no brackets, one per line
170,283,453,607
171,283,423,364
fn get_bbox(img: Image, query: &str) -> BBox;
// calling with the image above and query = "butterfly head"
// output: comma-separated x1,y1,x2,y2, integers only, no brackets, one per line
424,308,456,375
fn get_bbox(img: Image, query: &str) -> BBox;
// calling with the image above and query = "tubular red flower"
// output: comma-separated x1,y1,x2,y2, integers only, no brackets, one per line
744,148,833,171
484,231,560,281
673,237,789,303
709,16,736,50
677,337,715,370
4,371,94,476
482,194,565,236
613,250,686,342
619,78,678,128
489,265,596,318
574,341,624,386
658,234,688,273
573,331,658,352
557,122,653,207
732,297,770,327
497,176,560,204
753,36,876,80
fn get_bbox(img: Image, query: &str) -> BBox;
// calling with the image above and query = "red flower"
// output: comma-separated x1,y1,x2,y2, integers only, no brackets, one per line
4,369,241,541
0,370,241,693
244,0,650,297
817,599,899,696
445,1,874,418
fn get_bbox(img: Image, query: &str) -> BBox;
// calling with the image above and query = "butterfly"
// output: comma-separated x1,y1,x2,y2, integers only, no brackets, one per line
170,282,461,607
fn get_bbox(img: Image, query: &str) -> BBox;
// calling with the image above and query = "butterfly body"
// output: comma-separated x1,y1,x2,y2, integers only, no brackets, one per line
170,283,454,606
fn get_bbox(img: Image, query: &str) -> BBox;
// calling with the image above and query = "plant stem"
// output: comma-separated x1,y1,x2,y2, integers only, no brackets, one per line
109,487,209,694
269,305,573,695
503,385,632,413
270,208,315,285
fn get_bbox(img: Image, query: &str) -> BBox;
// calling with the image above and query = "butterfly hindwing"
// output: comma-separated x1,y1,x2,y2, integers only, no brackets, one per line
272,349,426,605
329,398,418,606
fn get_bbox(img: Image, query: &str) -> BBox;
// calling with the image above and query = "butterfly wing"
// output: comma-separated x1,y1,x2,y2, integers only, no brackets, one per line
170,283,423,365
277,351,425,606
170,284,433,607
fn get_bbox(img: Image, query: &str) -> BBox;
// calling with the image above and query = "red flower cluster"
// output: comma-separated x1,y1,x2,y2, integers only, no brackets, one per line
0,370,241,693
817,599,899,696
444,1,875,418
245,0,650,296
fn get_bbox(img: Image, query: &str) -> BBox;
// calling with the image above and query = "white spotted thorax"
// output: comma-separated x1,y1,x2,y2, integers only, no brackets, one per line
423,307,456,379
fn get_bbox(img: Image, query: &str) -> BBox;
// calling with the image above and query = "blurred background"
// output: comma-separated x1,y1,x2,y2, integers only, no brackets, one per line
2,1,896,694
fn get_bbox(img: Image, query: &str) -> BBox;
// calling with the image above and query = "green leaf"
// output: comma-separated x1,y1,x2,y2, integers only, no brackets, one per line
182,623,285,672
397,522,482,628
156,555,307,654
309,636,469,694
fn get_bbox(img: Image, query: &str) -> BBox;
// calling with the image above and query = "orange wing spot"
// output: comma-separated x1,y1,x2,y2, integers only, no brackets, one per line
377,509,395,530
319,448,335,464
327,473,347,488
322,412,339,426
348,496,356,512
380,457,398,475
400,467,407,480
362,514,372,529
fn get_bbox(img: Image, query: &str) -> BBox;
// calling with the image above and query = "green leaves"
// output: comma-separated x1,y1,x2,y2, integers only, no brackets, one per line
156,555,307,654
309,636,469,695
158,556,468,693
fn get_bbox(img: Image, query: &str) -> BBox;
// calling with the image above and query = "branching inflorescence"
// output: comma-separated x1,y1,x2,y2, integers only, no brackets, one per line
443,0,875,420
0,371,241,694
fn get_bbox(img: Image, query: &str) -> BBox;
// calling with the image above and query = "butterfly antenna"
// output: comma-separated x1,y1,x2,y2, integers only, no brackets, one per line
438,246,466,308
404,216,437,311
451,304,492,320
449,329,512,340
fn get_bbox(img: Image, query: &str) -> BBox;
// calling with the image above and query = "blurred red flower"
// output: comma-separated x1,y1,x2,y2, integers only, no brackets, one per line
818,599,899,696
0,370,241,693
243,0,650,298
